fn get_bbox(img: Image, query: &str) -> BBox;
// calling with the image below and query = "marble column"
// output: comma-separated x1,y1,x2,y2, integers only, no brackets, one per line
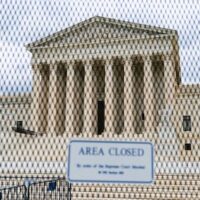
47,63,59,135
83,60,97,136
56,66,67,134
123,56,135,133
65,61,76,136
40,65,50,133
104,58,115,135
143,55,155,133
162,54,176,133
164,54,176,107
30,64,42,133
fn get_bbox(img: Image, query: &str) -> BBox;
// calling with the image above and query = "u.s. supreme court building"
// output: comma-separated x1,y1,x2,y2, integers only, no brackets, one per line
28,16,179,136
0,16,199,199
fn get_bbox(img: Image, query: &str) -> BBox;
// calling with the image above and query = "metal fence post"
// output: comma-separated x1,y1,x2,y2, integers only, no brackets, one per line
24,185,30,200
67,183,72,200
24,179,30,200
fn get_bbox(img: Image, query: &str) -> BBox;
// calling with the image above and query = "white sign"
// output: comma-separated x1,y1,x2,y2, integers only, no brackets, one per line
67,140,154,184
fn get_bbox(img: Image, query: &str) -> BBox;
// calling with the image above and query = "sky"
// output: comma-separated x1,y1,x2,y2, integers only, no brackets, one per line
1,0,200,94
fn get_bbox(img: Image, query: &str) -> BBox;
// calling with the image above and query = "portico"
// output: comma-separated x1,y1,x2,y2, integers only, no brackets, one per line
27,16,179,136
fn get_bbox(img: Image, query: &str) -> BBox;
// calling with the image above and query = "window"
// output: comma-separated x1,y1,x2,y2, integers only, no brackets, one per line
182,115,191,131
185,143,191,151
16,121,23,128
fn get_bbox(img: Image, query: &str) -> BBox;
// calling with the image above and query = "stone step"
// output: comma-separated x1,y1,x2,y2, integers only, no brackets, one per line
71,176,200,189
1,174,199,187
72,185,199,193
71,191,199,200
71,183,199,191
72,199,196,200
72,196,199,200
156,174,200,180
71,174,200,199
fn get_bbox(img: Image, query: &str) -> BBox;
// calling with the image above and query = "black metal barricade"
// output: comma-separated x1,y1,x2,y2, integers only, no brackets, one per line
0,178,70,200
0,185,25,200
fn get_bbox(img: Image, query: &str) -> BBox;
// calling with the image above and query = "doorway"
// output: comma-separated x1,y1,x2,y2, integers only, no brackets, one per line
97,100,105,135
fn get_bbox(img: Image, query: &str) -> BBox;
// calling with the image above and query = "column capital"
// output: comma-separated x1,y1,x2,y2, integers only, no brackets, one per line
82,59,94,66
149,53,173,62
162,53,174,61
142,54,152,63
63,60,78,70
32,63,50,77
32,64,37,70
123,56,133,66
48,63,59,72
104,56,115,66
32,63,44,71
131,55,143,60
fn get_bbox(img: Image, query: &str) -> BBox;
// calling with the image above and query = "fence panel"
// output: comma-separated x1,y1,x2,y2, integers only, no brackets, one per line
0,185,25,200
1,1,200,199
0,178,70,200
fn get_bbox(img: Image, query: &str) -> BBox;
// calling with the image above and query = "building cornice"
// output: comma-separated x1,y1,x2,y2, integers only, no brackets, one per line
25,16,177,50
27,34,176,51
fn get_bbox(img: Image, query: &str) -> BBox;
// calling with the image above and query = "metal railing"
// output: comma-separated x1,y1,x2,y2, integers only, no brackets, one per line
0,178,71,200
0,174,199,199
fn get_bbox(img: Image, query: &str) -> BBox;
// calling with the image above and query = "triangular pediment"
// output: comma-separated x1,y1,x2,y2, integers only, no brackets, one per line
26,16,177,49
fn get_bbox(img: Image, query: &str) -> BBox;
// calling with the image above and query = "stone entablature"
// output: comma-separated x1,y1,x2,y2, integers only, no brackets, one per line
0,94,31,105
26,16,177,48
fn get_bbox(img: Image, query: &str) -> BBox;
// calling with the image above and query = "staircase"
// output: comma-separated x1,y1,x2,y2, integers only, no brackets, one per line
71,174,200,200
0,174,199,199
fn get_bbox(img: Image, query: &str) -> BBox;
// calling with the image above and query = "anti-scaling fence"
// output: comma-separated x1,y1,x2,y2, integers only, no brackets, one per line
1,1,200,199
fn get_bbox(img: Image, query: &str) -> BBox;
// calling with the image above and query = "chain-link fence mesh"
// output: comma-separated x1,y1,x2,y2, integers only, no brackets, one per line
1,0,200,199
